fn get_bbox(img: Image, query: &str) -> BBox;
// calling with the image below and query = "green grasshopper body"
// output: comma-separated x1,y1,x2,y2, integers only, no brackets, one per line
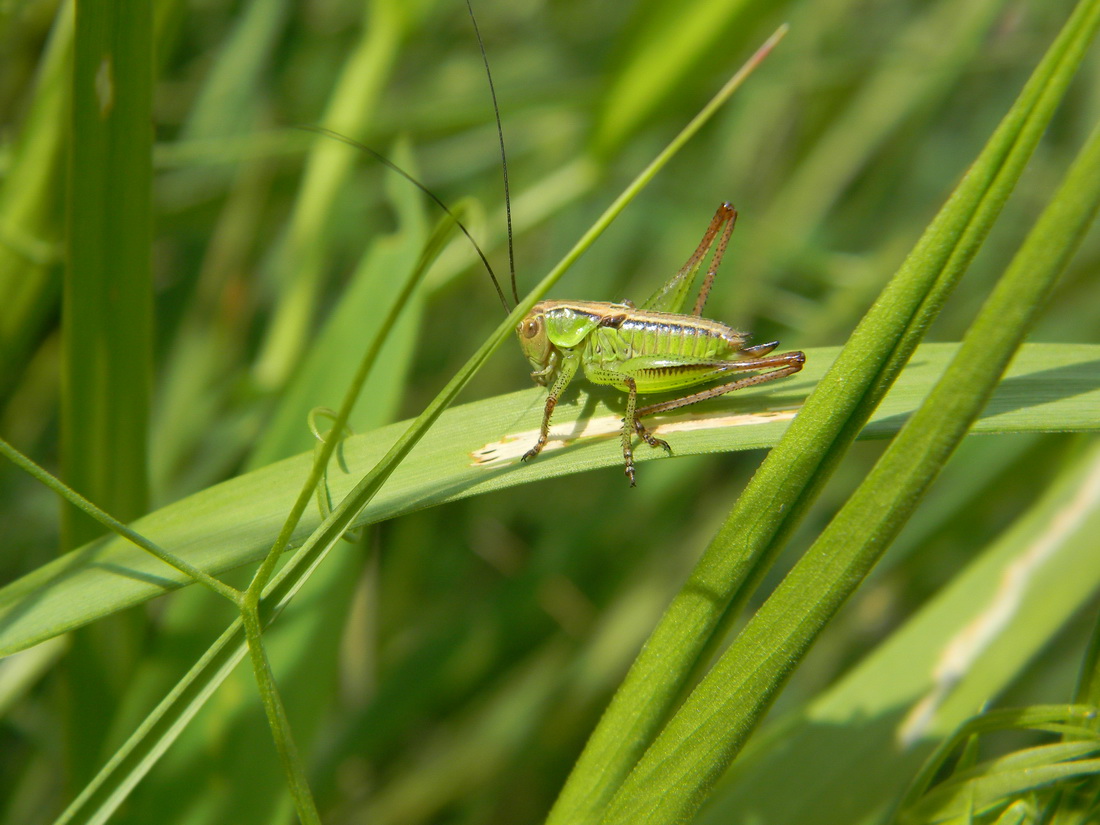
516,203,805,485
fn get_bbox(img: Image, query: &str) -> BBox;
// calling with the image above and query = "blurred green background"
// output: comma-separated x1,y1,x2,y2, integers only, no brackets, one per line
1,0,1098,822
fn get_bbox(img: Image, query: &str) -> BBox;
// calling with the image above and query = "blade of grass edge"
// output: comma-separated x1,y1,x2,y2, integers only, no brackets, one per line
64,0,153,546
600,110,1100,825
0,438,238,602
53,620,247,825
546,2,1100,821
697,0,1100,694
240,609,321,825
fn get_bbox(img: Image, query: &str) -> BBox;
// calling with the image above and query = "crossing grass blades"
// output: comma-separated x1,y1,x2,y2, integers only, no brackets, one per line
320,1,804,485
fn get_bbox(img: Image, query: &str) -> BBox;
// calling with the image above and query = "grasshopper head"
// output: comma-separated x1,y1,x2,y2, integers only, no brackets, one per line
516,303,558,386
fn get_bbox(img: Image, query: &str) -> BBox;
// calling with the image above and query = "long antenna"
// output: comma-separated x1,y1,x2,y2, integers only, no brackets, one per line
465,0,518,307
299,126,512,313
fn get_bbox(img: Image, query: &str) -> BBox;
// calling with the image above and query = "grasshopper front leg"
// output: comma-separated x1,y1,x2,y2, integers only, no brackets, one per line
522,348,581,463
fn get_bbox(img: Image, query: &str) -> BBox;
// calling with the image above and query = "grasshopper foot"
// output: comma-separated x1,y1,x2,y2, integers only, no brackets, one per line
521,440,545,463
622,440,638,487
634,420,671,454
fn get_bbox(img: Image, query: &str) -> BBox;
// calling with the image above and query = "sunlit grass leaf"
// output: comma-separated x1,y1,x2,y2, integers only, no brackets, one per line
0,342,1096,659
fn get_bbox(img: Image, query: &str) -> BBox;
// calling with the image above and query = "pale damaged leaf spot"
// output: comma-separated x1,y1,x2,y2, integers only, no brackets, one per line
470,407,799,467
897,451,1100,747
95,55,114,117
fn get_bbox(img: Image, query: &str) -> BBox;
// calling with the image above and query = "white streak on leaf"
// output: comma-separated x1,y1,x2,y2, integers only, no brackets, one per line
897,452,1100,747
470,407,799,467
95,54,114,117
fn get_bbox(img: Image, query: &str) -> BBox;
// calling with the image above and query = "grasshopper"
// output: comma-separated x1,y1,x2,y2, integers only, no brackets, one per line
515,202,804,485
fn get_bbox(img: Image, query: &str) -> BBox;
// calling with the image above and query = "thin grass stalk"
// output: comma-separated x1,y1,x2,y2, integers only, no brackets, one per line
0,1,71,401
245,209,462,598
240,606,322,825
0,438,237,601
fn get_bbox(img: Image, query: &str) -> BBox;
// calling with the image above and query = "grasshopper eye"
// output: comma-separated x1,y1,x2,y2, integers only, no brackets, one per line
520,318,541,339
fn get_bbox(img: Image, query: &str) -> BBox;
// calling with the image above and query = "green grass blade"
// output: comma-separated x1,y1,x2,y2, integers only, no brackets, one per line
596,83,1100,825
736,0,1011,324
239,607,321,825
53,620,249,825
905,746,1100,824
0,437,237,602
0,3,70,403
592,0,759,154
62,0,155,790
699,444,1100,825
896,706,1100,823
1077,613,1100,713
246,144,431,468
178,0,291,141
251,0,431,388
64,0,153,545
1,342,1096,658
548,2,1100,820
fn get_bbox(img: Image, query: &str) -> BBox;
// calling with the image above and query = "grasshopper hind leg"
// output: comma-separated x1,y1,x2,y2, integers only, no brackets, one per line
624,349,805,484
637,350,805,420
622,350,804,486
